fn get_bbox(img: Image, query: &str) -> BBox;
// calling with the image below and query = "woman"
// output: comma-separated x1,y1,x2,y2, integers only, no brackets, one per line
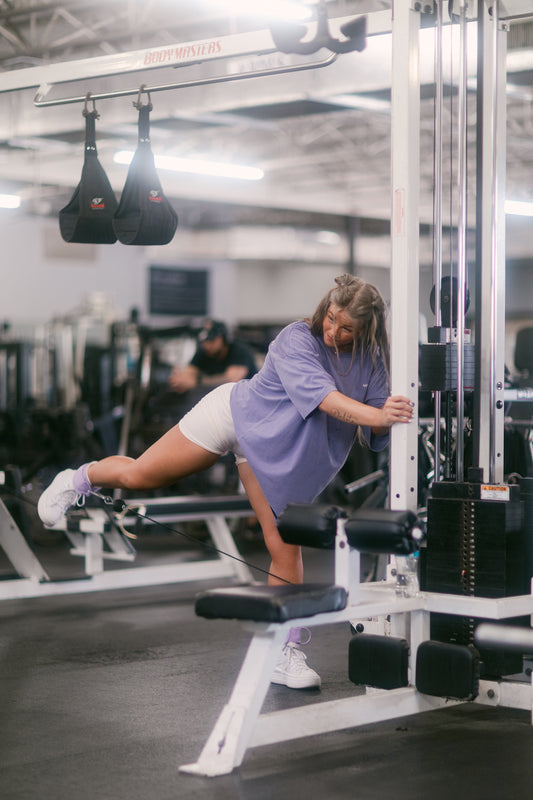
38,274,413,688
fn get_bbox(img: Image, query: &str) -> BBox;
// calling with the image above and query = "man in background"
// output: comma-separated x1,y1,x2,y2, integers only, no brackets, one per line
169,319,257,394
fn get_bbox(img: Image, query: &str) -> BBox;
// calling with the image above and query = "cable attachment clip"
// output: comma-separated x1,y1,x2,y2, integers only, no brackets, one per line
82,92,99,119
270,0,366,56
133,84,153,112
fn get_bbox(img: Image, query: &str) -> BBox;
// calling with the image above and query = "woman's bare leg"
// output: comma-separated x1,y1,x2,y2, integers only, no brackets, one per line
87,424,220,491
238,461,303,585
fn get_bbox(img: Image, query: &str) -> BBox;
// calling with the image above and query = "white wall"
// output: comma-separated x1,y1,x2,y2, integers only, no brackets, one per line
1,214,145,328
0,212,393,335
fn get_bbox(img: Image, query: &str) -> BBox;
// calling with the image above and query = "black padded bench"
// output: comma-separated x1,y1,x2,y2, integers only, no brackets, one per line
181,503,426,778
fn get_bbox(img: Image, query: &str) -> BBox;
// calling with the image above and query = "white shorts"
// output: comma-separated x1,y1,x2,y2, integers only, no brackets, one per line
178,383,247,464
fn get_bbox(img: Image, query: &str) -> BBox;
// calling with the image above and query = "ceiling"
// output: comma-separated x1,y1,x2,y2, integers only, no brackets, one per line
0,0,532,269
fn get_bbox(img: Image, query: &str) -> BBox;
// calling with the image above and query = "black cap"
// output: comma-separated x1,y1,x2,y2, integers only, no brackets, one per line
198,320,227,343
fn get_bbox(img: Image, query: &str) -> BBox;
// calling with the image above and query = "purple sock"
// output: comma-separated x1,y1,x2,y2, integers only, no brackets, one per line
285,627,302,645
73,462,99,495
285,627,312,646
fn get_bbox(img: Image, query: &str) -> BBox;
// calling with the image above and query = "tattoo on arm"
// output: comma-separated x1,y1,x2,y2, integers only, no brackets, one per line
330,407,355,424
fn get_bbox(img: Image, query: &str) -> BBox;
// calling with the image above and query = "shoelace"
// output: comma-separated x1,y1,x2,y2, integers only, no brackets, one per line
50,488,78,512
285,643,310,672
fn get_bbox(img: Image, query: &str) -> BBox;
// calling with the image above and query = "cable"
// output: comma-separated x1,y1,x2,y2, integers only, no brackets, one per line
0,483,293,585
106,495,293,584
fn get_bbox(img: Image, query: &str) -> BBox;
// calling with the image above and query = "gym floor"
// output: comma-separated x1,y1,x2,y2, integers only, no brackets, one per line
1,523,533,800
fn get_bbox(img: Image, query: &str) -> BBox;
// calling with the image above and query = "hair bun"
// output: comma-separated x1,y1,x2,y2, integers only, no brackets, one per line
334,273,357,288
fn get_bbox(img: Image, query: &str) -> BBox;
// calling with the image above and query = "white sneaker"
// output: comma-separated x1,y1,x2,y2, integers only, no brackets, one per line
37,469,83,528
271,642,321,689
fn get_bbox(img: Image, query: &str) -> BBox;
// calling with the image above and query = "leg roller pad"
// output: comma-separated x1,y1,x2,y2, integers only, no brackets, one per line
415,640,480,700
349,633,409,690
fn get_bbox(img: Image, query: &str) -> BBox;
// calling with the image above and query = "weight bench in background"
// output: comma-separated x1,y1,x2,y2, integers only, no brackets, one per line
0,494,253,600
180,504,533,777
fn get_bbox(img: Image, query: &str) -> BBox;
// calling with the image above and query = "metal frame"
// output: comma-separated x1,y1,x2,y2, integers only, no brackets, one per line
0,12,393,104
180,517,533,777
389,0,420,512
181,2,533,778
0,495,253,600
476,0,508,484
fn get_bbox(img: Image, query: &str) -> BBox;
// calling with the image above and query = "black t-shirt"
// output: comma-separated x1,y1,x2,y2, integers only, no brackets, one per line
191,340,257,379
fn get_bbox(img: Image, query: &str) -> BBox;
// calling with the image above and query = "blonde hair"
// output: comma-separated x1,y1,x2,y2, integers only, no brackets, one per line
308,273,390,375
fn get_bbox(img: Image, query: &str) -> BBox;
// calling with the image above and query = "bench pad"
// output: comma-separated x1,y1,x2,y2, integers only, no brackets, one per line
195,582,348,622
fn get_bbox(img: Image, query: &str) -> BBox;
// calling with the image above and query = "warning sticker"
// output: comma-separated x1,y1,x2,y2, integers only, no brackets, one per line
481,485,510,502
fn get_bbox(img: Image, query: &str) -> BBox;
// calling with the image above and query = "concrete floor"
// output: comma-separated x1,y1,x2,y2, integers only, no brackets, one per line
1,525,533,800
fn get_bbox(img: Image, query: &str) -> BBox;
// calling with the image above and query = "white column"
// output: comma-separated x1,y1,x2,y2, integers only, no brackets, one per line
478,0,507,484
389,1,420,512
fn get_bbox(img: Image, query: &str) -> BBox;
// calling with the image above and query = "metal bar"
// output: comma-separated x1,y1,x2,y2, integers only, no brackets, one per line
33,51,337,108
477,0,507,483
488,0,506,483
250,688,463,750
488,0,500,482
455,1,468,482
0,498,49,581
0,11,392,97
433,0,444,483
1,28,278,94
344,468,385,494
389,0,420,511
475,622,533,653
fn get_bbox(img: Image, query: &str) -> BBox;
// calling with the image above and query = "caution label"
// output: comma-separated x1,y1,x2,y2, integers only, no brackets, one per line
481,484,510,502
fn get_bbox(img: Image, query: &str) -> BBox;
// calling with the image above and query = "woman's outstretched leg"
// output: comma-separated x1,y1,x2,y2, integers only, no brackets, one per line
38,424,219,527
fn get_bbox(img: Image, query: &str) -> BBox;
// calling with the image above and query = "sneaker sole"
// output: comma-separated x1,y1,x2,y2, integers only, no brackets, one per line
271,674,321,689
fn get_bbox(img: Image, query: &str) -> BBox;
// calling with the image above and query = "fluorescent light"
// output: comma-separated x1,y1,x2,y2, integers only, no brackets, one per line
505,200,533,216
326,93,391,113
0,193,20,208
316,230,341,245
114,151,264,181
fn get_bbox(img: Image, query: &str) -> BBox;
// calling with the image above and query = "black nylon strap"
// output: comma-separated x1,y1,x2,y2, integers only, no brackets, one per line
138,104,152,143
84,111,98,153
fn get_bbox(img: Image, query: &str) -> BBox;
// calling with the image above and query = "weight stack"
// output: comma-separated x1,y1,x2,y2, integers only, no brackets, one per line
419,342,475,392
420,479,525,677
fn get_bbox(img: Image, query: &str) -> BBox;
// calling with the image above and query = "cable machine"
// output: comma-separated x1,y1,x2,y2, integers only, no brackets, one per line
390,0,533,680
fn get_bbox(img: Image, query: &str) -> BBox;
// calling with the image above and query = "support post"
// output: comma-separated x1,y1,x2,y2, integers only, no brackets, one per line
476,0,507,484
389,1,420,511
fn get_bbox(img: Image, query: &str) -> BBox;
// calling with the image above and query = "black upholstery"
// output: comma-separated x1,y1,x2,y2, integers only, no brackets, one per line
195,583,347,622
511,327,533,423
194,505,420,624
277,503,346,549
345,508,420,554
514,327,533,375
141,494,252,516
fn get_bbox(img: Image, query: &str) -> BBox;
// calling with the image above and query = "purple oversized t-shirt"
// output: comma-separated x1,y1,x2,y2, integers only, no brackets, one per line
230,321,389,516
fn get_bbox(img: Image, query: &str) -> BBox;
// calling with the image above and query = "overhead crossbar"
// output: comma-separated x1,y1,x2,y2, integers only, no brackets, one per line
33,52,337,108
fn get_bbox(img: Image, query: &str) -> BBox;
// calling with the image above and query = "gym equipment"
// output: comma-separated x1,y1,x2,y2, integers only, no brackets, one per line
416,1,533,683
475,623,533,655
112,92,178,246
181,1,533,778
59,97,118,244
180,503,533,777
0,490,254,599
270,0,367,56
